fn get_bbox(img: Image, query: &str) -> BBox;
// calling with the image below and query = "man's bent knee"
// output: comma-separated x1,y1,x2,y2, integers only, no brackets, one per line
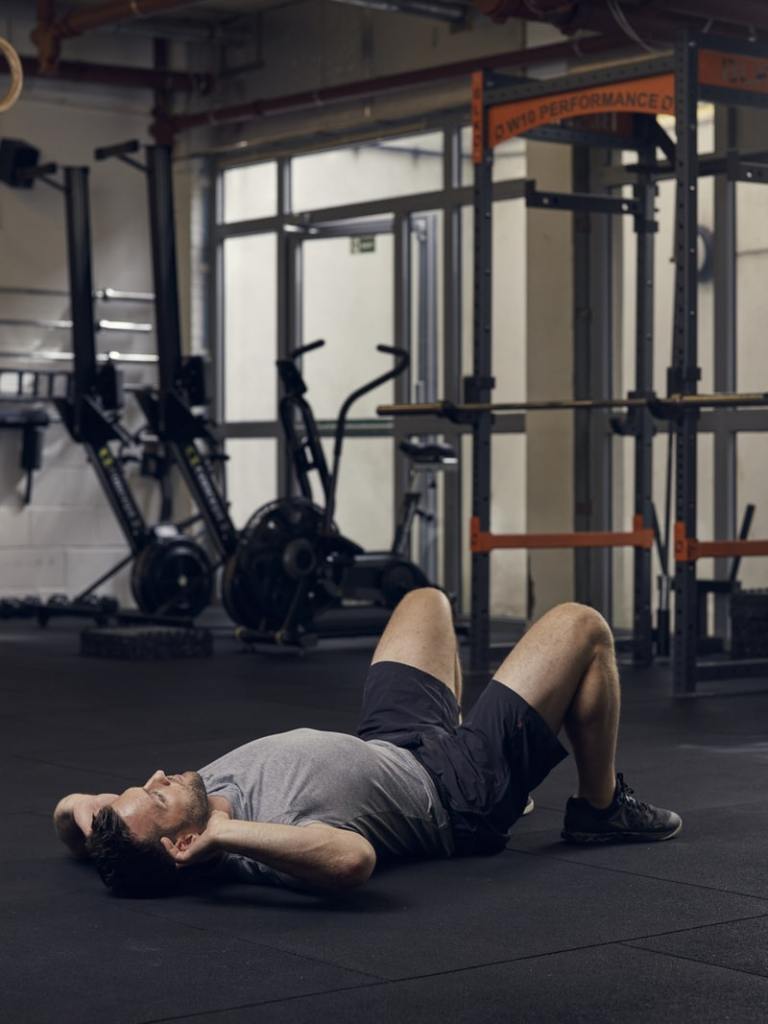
550,602,614,650
397,587,451,615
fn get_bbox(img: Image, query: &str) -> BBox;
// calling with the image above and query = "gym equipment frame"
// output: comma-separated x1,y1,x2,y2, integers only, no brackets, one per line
381,32,768,696
95,142,243,586
50,160,213,617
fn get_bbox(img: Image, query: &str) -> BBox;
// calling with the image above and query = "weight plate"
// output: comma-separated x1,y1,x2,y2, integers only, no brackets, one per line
131,537,213,618
222,497,361,632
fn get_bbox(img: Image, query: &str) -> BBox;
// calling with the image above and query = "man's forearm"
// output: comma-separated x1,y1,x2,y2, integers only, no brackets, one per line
53,794,90,858
53,792,118,858
213,820,374,892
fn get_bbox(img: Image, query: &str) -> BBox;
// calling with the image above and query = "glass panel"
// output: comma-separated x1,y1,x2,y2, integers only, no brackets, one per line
223,233,277,421
301,232,394,419
492,199,526,401
460,200,526,401
736,180,768,393
292,132,443,213
225,439,277,528
737,435,768,590
222,162,277,224
489,434,527,619
321,437,394,551
460,432,527,618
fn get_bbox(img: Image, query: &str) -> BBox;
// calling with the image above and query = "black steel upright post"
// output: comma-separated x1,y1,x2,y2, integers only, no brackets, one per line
470,72,494,673
632,155,656,665
442,127,463,605
713,107,737,641
572,146,613,620
277,157,296,499
394,211,413,539
146,146,183,406
672,33,700,695
64,167,98,435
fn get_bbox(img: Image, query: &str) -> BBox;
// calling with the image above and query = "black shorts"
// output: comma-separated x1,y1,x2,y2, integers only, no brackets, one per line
357,660,568,857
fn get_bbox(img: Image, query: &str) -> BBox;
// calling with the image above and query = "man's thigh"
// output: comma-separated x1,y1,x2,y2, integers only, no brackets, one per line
357,589,461,743
492,602,610,734
371,587,459,696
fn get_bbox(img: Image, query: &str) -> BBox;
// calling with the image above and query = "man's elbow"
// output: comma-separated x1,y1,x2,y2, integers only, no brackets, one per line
332,848,377,891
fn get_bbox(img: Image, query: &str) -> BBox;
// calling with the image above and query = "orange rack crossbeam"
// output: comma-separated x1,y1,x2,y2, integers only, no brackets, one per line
675,522,768,562
471,515,654,554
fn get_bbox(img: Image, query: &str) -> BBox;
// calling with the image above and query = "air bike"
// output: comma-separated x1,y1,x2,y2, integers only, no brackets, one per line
0,142,213,620
99,140,446,646
224,339,455,645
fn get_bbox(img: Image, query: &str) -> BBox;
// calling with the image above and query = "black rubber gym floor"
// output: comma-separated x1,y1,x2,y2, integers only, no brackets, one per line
4,621,768,1024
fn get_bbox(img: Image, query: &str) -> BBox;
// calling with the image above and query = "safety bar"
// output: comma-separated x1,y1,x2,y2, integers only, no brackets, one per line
471,515,654,554
675,522,768,561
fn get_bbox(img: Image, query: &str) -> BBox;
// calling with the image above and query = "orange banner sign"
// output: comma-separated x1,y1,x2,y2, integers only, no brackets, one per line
699,49,768,95
487,72,675,148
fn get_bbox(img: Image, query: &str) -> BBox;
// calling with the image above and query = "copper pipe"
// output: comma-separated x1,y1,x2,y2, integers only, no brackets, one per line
45,0,203,37
31,0,203,71
19,55,211,93
169,33,636,133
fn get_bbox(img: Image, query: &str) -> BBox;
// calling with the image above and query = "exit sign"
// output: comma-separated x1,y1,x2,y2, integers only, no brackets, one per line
350,236,376,254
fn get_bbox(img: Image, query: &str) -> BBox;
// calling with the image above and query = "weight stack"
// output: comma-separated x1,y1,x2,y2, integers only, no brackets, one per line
730,589,768,659
81,625,213,660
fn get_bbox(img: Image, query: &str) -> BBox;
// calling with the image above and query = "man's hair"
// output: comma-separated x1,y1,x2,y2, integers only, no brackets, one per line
86,806,179,898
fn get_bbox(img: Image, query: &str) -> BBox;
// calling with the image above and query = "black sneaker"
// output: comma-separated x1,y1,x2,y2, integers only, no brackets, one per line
561,773,682,844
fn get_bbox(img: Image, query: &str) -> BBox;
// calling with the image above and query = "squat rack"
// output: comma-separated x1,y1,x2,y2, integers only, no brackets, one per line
380,30,768,695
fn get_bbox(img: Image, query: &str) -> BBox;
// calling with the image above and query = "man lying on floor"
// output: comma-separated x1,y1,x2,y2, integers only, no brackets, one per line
53,589,682,897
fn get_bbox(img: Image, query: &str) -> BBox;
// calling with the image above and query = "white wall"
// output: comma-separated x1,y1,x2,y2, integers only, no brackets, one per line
0,25,161,602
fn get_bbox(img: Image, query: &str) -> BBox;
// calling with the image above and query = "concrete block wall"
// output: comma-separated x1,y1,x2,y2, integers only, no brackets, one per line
0,20,166,603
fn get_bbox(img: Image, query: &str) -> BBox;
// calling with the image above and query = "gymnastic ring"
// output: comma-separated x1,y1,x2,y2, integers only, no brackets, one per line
0,37,23,114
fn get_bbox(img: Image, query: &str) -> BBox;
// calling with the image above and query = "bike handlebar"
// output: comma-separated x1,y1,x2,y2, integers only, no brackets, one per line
324,344,410,531
289,339,325,361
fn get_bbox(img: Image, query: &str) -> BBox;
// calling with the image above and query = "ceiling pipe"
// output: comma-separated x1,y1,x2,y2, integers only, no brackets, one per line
473,0,767,42
661,0,768,33
329,0,468,24
31,0,207,72
167,32,637,135
19,55,211,93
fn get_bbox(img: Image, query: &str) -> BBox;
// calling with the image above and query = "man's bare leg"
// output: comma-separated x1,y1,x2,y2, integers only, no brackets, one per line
372,588,461,710
493,602,618,808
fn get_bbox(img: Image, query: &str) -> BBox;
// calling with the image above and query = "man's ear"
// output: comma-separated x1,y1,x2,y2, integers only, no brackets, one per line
174,831,198,852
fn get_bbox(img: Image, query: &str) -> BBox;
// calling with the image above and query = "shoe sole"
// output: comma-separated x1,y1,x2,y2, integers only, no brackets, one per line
561,819,683,844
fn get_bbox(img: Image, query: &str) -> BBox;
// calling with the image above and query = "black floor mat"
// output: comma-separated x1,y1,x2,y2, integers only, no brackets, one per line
3,621,768,1023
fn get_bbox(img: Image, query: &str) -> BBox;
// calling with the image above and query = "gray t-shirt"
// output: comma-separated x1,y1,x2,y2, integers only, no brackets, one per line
199,728,454,887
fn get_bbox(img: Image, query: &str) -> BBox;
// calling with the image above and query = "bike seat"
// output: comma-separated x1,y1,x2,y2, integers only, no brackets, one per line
399,439,457,464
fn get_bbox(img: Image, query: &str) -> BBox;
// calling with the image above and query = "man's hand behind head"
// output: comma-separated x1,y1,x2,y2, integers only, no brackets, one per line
160,808,230,868
53,793,119,858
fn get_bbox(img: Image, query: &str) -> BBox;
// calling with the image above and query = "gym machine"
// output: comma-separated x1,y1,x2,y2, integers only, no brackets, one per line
224,339,440,643
101,140,439,645
95,141,244,619
264,337,456,625
0,139,213,619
